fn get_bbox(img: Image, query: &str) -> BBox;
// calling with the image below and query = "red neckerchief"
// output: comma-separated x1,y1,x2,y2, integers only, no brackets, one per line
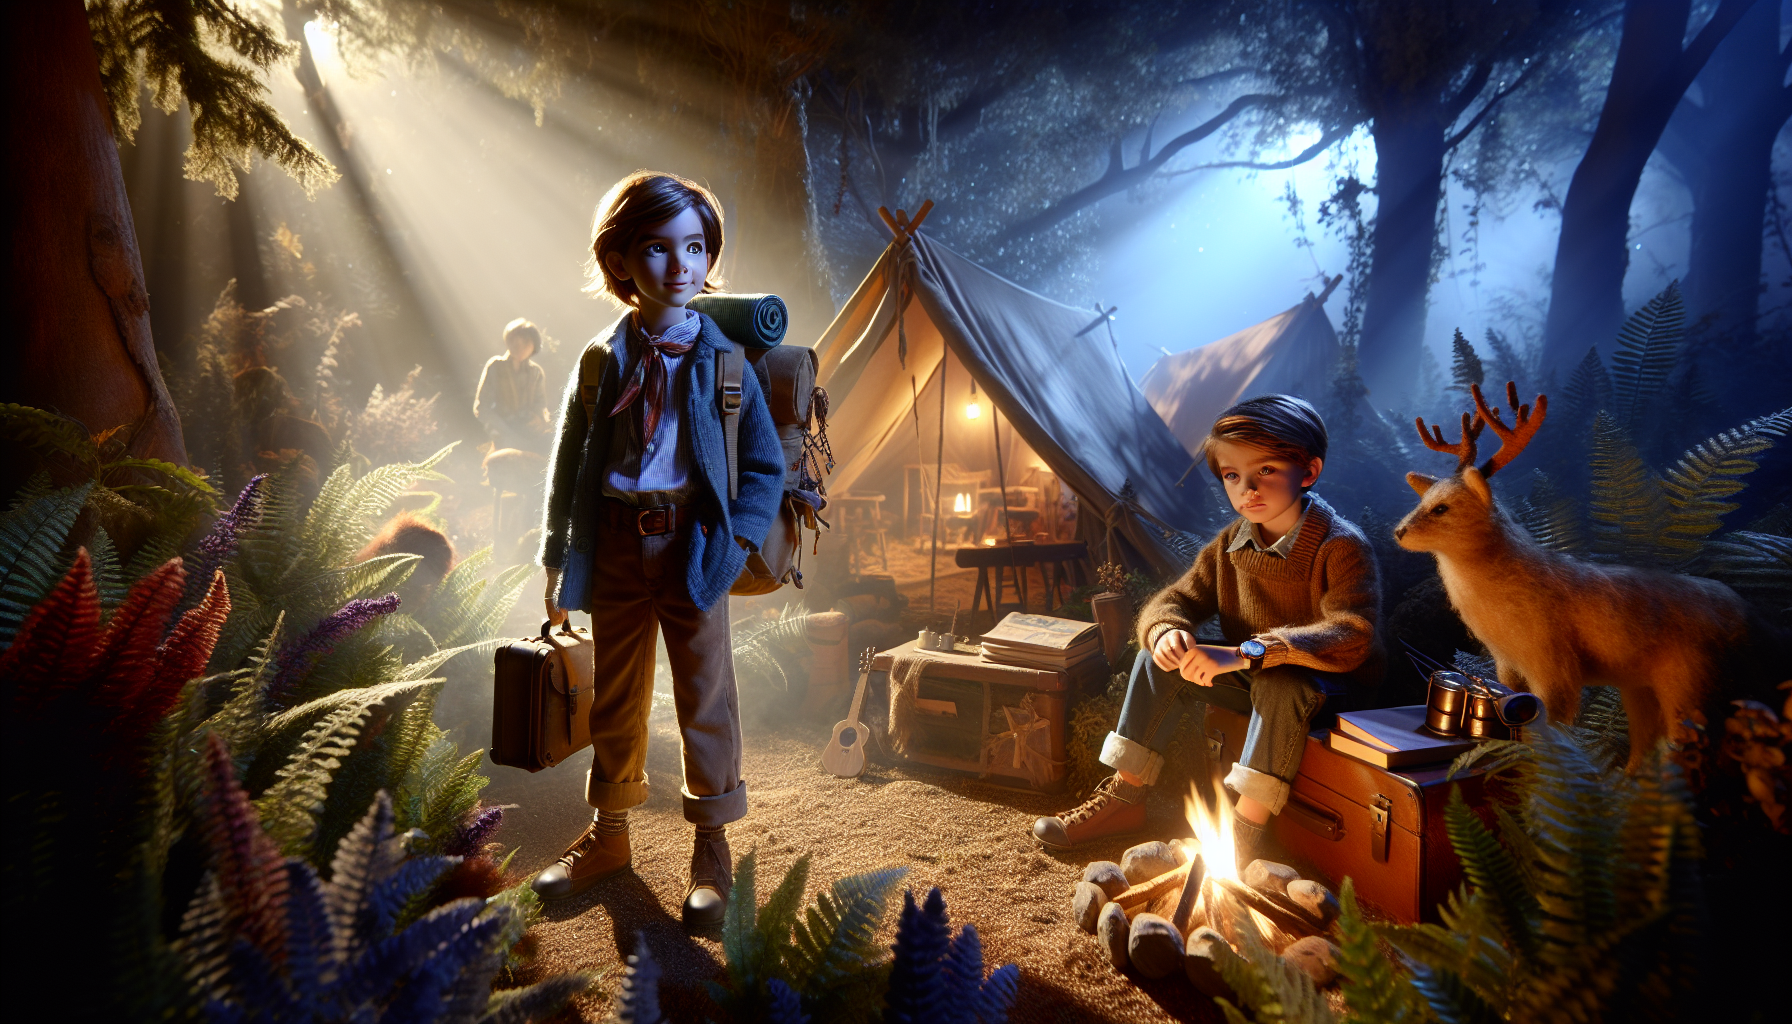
609,310,699,442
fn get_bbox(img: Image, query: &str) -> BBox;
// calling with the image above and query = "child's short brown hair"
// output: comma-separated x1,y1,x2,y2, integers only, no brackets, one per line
1203,394,1328,483
584,171,725,306
502,317,540,356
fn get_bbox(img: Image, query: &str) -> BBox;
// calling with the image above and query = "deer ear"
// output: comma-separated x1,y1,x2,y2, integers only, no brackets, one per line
1462,466,1493,505
1406,472,1436,496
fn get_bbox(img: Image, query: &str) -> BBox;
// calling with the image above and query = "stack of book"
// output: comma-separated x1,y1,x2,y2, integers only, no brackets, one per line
979,612,1104,671
1328,706,1478,768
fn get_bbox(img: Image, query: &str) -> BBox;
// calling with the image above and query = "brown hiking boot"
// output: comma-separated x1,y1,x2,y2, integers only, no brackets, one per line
530,821,631,901
1032,775,1147,850
682,828,732,928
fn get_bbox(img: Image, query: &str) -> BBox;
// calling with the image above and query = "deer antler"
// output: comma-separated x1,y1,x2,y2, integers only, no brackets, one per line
1471,381,1548,477
1413,410,1485,473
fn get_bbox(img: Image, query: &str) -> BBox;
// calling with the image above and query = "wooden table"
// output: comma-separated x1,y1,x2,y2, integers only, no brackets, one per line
955,540,1090,618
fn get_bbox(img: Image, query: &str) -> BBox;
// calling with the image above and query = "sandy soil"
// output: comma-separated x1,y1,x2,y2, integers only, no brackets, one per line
459,560,1227,1022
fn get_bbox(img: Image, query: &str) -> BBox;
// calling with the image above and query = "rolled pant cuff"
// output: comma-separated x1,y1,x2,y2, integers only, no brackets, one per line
587,772,649,811
1223,763,1291,815
1099,731,1165,786
682,780,748,828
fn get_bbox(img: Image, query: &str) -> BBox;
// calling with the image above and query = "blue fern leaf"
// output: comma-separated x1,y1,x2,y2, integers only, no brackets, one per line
766,977,808,1024
379,909,506,1024
884,888,950,1024
368,854,459,940
335,898,484,1010
613,933,664,1024
975,963,1019,1024
327,791,404,962
941,923,984,1024
213,937,292,1022
283,859,336,1005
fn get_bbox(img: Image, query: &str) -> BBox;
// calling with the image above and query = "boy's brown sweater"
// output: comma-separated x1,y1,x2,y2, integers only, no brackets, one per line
1136,493,1384,687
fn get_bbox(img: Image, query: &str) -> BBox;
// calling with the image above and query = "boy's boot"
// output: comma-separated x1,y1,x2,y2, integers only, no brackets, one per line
683,826,732,928
1032,775,1147,850
531,812,631,901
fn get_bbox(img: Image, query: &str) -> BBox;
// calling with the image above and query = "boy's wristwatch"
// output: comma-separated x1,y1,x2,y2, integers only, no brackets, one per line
1238,638,1266,672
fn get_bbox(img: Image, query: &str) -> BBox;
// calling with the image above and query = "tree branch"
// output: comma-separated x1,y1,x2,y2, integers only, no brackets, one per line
1176,67,1258,90
998,92,1273,241
1444,61,1493,122
1173,122,1353,173
1676,0,1759,93
1442,58,1548,152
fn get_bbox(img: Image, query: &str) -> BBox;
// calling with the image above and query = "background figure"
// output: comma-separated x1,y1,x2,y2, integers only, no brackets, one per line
474,318,551,452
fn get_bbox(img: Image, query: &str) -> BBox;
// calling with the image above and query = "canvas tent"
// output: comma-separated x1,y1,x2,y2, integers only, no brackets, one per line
811,230,1210,580
1140,289,1344,457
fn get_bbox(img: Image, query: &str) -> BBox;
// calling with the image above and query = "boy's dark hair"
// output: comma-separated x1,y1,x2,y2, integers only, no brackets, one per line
585,171,725,306
502,317,540,357
1203,394,1328,483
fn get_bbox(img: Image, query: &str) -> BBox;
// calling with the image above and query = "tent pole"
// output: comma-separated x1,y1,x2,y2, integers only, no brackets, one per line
929,353,946,623
991,396,1020,610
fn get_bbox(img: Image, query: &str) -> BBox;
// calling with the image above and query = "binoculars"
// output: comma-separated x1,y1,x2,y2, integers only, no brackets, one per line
1423,670,1543,739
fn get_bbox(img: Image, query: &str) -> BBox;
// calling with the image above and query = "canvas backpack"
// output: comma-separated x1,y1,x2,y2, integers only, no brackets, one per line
578,330,827,595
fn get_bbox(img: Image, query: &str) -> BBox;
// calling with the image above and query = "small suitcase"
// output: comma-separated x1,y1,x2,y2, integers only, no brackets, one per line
491,620,594,772
1203,708,1494,924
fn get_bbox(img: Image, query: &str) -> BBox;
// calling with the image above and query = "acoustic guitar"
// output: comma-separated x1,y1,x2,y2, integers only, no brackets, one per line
821,648,875,779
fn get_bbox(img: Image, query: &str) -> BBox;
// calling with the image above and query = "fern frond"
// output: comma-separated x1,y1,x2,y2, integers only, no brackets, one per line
1609,281,1684,430
1446,787,1540,960
0,480,93,645
1515,471,1585,554
1589,413,1676,565
1562,346,1613,422
1657,408,1790,563
254,701,382,855
1336,879,1426,1023
0,548,102,696
327,790,405,963
1407,962,1502,1024
1698,530,1791,604
89,527,128,609
790,865,907,1022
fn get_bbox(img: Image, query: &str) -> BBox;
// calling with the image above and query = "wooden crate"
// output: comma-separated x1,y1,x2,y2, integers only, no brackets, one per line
865,639,1107,791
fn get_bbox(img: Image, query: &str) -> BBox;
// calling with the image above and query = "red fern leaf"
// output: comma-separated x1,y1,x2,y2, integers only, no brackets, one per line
148,570,231,712
1,549,102,710
198,731,289,966
95,558,187,711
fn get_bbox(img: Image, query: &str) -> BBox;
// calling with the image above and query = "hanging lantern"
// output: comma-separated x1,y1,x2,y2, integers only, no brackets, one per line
953,492,972,514
965,377,981,419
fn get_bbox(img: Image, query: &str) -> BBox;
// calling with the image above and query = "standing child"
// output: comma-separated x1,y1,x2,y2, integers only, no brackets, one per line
1033,395,1383,861
531,172,785,926
473,318,552,452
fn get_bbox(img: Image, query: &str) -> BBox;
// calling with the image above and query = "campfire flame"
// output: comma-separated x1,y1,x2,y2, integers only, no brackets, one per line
1184,784,1239,882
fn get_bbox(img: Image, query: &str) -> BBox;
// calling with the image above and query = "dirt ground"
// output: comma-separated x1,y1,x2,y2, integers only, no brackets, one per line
459,559,1231,1022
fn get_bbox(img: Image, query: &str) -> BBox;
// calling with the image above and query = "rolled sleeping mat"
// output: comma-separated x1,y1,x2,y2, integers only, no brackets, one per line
687,292,788,350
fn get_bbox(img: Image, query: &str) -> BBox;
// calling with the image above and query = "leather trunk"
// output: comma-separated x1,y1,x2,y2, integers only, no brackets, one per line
491,624,594,772
1203,708,1493,924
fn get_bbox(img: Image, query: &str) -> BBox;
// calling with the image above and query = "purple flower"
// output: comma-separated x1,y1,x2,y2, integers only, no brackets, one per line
183,475,267,610
441,804,503,857
268,593,402,707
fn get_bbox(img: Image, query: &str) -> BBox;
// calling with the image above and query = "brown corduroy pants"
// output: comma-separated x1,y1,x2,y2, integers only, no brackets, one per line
581,511,747,828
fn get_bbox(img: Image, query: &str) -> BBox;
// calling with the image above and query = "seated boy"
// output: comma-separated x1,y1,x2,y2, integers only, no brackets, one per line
1033,395,1383,861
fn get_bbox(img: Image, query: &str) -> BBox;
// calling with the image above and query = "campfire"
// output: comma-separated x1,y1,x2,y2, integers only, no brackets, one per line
1070,786,1342,994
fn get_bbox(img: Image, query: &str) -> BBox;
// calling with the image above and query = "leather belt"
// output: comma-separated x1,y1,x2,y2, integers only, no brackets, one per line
603,497,691,537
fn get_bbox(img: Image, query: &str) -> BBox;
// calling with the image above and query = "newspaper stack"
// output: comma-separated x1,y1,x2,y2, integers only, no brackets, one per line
978,612,1104,671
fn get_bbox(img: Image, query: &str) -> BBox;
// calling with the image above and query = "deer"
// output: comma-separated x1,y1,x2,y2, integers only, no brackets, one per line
1393,381,1752,772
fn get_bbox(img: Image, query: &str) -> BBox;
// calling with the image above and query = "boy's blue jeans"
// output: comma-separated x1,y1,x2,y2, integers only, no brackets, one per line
1098,649,1329,815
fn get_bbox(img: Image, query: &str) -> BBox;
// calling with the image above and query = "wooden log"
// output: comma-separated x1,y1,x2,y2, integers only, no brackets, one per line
1171,853,1207,936
1214,876,1324,942
1112,860,1194,919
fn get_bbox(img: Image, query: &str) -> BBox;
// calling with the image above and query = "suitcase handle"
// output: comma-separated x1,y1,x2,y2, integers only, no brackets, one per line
1284,792,1344,842
540,618,578,639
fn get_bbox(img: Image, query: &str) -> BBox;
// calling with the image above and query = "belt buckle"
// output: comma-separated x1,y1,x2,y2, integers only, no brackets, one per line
636,504,674,536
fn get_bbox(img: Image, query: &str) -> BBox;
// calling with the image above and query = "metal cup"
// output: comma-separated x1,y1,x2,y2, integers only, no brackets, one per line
1465,685,1510,740
1424,671,1471,736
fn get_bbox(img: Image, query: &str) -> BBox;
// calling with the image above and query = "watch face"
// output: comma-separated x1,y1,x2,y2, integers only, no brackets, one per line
1241,639,1266,659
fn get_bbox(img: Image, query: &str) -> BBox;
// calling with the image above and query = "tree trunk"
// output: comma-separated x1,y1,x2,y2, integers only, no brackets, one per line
1540,0,1749,378
2,0,188,467
1357,96,1446,405
1676,0,1784,349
